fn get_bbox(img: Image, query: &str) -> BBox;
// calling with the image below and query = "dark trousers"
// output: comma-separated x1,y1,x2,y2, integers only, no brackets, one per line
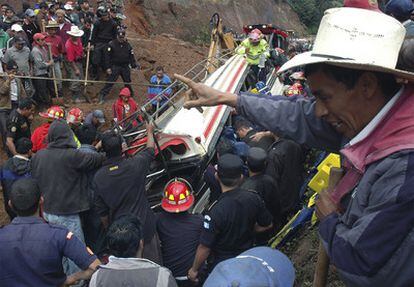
99,65,132,100
0,109,10,150
80,208,106,255
33,75,53,108
250,64,267,84
91,43,107,80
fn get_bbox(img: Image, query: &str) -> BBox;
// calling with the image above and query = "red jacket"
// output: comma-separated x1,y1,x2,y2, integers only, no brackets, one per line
112,97,139,127
31,122,50,152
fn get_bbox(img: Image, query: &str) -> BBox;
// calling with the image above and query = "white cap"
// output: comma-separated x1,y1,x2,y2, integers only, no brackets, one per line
11,24,23,32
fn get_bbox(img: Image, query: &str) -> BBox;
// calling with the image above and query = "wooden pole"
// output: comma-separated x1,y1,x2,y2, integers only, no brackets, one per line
84,42,91,95
47,44,59,100
313,167,344,287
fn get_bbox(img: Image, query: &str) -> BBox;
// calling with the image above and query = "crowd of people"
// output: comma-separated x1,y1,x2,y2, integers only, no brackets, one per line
1,0,414,286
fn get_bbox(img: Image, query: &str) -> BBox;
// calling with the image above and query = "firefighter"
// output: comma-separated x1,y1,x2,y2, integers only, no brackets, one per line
31,105,65,153
157,178,203,286
236,28,270,83
66,107,84,146
98,29,138,104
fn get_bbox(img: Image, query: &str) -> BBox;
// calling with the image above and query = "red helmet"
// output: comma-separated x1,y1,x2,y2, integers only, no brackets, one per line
67,107,83,125
285,83,304,97
39,106,65,120
161,178,194,213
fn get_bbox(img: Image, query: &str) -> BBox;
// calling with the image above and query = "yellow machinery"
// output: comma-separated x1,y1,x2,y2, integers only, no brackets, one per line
206,13,236,74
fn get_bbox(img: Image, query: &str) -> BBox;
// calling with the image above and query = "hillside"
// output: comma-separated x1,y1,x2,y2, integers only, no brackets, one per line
134,0,307,40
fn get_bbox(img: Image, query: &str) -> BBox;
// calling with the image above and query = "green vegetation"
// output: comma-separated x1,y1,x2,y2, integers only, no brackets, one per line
287,0,343,34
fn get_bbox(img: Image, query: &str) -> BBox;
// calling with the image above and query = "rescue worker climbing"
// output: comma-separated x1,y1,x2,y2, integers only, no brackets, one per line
236,28,270,84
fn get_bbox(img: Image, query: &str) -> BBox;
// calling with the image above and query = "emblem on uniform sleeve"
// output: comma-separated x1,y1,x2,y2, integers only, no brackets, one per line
203,215,211,229
11,126,17,132
66,231,73,239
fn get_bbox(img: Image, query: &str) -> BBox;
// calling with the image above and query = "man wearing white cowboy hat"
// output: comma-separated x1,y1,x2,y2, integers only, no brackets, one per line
65,25,85,103
175,7,414,287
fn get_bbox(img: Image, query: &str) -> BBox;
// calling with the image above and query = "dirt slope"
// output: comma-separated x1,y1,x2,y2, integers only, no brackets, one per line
134,0,306,40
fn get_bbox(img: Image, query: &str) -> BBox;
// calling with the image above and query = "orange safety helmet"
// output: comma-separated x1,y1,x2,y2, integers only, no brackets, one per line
67,107,84,125
161,178,195,213
39,106,65,120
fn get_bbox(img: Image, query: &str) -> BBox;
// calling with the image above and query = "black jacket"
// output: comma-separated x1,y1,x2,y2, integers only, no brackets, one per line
103,39,137,69
91,19,117,45
265,138,305,216
31,120,104,215
241,173,281,224
93,148,156,242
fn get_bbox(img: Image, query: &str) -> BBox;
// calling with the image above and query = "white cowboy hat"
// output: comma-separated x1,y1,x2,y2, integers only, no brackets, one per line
278,7,414,81
67,26,84,37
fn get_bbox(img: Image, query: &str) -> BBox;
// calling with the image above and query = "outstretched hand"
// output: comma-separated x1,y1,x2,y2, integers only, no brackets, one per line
174,74,238,109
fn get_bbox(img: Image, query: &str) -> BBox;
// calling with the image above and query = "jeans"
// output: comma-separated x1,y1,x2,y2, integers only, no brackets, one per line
67,61,84,100
43,212,85,276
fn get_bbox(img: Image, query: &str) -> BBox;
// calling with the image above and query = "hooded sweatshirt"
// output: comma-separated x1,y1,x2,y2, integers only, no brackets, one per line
31,122,51,152
32,120,104,215
1,155,31,218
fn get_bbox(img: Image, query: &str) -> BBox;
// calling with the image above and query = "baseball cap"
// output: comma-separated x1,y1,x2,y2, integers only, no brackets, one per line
247,147,267,172
217,154,243,180
344,0,381,11
25,9,35,17
204,247,295,287
64,3,74,10
33,33,46,41
93,110,106,123
385,0,414,17
11,24,23,32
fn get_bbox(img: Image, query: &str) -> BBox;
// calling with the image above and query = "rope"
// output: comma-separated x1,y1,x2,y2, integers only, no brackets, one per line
3,73,170,88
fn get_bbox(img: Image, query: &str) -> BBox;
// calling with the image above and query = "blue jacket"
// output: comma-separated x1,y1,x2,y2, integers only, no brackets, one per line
236,91,414,286
147,74,172,104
